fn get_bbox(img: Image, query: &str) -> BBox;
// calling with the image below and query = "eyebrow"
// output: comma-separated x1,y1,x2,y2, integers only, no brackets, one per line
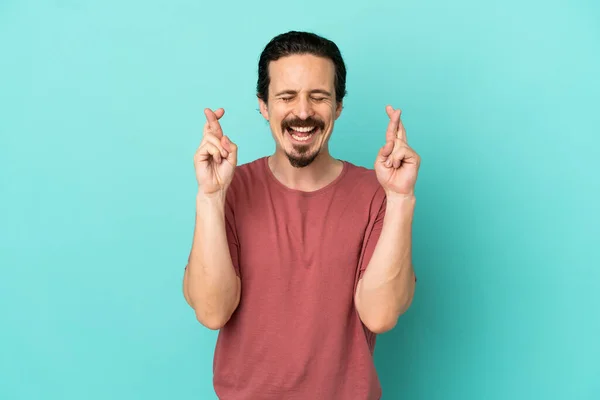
274,89,332,97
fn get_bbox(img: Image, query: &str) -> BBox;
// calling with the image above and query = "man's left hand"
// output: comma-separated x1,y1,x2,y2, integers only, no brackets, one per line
375,105,421,198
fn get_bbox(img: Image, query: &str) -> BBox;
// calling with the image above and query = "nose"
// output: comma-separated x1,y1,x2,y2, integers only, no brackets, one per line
294,96,314,120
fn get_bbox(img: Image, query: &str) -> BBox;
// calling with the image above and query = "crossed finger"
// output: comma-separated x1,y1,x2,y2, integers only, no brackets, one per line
204,108,225,138
385,105,407,142
201,133,229,159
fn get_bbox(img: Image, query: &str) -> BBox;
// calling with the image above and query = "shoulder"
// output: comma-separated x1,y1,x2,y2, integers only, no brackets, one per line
233,156,266,182
338,160,387,210
225,156,268,203
343,160,379,184
341,160,385,195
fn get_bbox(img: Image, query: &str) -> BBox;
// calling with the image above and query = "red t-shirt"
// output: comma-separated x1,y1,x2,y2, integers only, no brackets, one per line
214,156,387,400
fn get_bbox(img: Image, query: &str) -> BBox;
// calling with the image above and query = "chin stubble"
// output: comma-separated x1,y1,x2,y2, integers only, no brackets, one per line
280,116,326,168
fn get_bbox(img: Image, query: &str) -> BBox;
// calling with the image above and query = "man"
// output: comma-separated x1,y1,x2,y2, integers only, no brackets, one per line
183,31,420,400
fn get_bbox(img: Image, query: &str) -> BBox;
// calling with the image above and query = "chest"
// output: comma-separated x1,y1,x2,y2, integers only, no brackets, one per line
235,193,370,291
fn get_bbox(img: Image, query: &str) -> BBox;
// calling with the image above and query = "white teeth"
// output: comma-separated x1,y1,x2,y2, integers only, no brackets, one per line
290,126,315,132
291,134,312,141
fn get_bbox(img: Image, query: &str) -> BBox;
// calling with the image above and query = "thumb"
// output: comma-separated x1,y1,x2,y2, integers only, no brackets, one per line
377,140,394,163
223,136,238,165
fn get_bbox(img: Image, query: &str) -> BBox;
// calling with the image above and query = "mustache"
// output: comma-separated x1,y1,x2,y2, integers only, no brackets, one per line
281,117,325,131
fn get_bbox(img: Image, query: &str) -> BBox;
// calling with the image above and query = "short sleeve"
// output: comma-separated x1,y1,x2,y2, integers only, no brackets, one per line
224,194,241,277
358,189,387,279
183,192,240,278
357,189,417,283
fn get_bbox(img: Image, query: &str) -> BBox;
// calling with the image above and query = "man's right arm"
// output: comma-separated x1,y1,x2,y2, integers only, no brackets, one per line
184,107,240,330
183,193,241,330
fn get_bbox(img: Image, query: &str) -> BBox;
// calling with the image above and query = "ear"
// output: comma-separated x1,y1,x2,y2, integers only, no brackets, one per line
335,101,343,120
258,97,269,121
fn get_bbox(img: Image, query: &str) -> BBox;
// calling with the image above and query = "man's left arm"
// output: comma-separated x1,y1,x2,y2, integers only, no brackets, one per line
355,105,420,334
355,194,417,334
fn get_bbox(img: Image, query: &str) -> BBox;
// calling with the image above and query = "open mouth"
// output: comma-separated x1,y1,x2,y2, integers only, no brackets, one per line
286,126,319,143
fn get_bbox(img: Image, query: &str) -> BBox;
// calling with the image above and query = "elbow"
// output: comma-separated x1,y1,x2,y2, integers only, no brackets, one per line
357,294,415,334
356,300,400,334
362,314,399,334
195,311,231,330
193,294,240,330
184,270,241,330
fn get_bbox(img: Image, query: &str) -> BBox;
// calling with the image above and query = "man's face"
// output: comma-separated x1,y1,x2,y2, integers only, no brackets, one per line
259,54,343,168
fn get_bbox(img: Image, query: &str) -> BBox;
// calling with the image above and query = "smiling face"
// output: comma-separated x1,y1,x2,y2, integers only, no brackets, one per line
259,54,343,168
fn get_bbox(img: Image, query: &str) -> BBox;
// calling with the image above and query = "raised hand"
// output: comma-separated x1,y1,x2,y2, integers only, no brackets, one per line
375,105,421,197
194,108,238,196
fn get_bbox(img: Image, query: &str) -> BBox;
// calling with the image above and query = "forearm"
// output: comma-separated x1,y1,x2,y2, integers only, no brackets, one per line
184,193,241,329
355,194,417,333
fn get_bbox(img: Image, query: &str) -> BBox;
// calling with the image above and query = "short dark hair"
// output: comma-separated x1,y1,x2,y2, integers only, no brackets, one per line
256,31,347,104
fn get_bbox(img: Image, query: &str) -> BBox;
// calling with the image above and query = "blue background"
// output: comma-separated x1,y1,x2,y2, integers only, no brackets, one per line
1,0,599,399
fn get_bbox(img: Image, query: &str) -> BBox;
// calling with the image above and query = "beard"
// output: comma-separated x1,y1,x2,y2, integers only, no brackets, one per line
281,116,325,168
286,145,319,168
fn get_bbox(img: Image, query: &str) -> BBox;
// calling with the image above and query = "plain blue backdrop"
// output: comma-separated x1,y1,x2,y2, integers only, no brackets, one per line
1,0,599,399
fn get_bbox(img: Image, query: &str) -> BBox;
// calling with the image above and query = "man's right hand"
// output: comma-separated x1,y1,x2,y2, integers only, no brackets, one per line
194,108,238,196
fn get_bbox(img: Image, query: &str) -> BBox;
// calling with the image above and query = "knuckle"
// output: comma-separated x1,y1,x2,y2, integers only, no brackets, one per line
198,144,210,154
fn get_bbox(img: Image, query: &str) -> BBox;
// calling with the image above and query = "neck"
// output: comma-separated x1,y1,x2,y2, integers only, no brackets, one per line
268,150,343,192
